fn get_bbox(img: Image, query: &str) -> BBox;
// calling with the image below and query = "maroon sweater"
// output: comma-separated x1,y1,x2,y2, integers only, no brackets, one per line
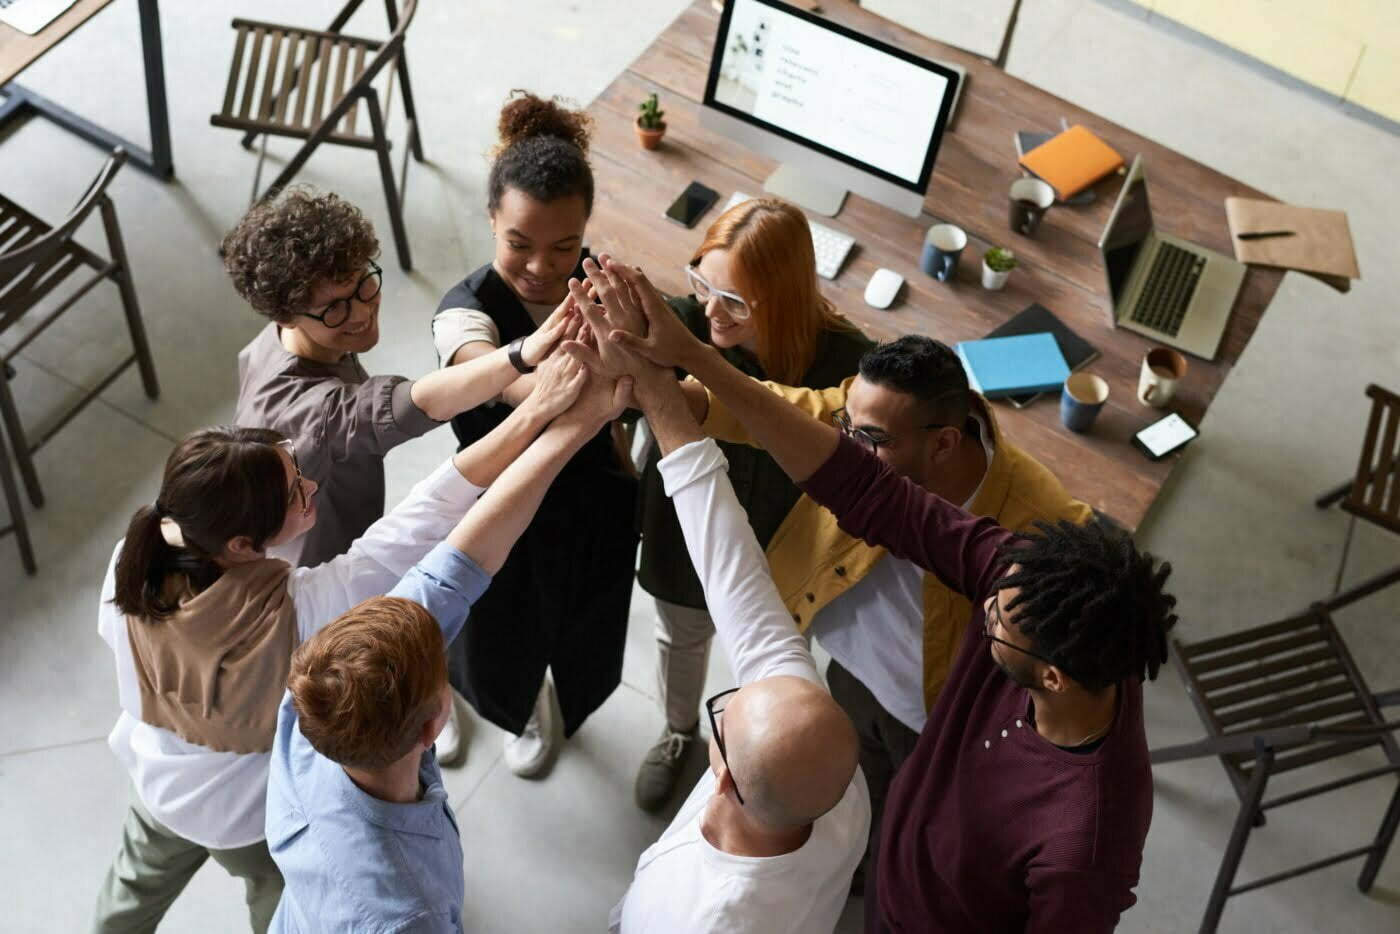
801,435,1152,933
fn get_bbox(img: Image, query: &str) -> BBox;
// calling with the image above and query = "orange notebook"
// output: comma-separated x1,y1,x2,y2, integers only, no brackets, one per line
1018,125,1124,201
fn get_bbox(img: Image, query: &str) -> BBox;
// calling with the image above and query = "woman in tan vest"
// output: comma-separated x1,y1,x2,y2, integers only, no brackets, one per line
91,354,587,933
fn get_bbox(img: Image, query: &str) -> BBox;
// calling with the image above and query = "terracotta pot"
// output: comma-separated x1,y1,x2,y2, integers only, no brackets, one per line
636,118,666,150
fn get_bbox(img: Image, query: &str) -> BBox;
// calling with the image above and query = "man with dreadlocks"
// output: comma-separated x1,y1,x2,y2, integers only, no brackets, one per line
596,259,1179,933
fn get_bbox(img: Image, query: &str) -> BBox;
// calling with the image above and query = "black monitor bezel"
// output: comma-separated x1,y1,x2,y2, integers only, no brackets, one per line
702,0,961,196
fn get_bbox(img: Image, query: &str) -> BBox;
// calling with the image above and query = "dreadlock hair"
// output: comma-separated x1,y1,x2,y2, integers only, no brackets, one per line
995,518,1177,692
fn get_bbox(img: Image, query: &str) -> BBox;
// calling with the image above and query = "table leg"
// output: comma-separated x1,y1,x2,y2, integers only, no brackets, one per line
0,0,173,179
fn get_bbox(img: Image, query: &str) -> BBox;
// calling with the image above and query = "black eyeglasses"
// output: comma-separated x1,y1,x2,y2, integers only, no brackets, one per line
297,262,382,328
831,407,948,453
706,687,744,805
982,593,1058,667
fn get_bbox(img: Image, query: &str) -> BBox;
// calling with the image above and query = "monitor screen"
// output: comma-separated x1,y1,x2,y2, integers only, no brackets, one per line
1101,161,1155,303
704,0,958,193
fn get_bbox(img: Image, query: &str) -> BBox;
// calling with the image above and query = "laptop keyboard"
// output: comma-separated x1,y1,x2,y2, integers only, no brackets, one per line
1129,242,1206,337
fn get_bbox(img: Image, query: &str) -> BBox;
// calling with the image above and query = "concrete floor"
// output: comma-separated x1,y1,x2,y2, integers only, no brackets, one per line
1,1,1398,931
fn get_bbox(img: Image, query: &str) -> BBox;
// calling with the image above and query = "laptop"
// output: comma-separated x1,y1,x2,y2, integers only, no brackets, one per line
1098,155,1245,361
0,0,78,36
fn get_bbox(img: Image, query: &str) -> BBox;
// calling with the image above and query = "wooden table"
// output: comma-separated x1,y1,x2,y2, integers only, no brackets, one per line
583,0,1283,531
0,0,172,177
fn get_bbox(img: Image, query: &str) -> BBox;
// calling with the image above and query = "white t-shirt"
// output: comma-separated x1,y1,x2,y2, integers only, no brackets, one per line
807,413,996,733
610,768,869,933
610,438,871,932
431,296,557,365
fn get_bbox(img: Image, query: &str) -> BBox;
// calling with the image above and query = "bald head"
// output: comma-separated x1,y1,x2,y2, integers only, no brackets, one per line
720,675,859,831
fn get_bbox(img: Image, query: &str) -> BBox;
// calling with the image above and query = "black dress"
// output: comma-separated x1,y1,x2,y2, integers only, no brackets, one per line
433,258,638,736
637,295,873,609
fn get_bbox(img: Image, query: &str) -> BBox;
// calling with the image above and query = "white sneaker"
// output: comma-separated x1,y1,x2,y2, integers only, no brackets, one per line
504,679,558,778
436,690,469,768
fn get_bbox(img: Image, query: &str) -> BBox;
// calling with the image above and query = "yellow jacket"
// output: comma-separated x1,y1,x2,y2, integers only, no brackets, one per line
701,377,1094,711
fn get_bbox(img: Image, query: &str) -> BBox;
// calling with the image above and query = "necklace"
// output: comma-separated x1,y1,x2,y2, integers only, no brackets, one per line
1072,719,1113,748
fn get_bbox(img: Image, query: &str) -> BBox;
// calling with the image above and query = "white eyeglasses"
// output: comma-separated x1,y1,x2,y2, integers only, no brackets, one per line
685,266,751,320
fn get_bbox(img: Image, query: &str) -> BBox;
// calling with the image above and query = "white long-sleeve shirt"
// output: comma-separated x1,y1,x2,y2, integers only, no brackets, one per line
97,458,484,849
613,439,870,933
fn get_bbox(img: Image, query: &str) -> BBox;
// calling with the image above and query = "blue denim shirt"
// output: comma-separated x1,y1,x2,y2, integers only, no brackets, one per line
266,542,492,933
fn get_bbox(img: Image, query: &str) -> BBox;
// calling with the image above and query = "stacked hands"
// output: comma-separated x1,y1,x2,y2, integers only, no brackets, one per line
522,253,707,425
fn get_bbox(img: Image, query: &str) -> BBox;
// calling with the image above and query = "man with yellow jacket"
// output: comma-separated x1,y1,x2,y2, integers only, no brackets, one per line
694,336,1092,904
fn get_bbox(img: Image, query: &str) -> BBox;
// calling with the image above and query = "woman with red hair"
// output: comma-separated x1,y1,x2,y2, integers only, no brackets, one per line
632,198,872,812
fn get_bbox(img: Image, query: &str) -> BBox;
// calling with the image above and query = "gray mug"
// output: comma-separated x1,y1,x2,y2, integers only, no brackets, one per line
921,224,967,282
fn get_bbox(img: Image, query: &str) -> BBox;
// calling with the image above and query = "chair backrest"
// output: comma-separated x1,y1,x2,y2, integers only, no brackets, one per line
345,0,417,100
1344,384,1400,536
0,148,125,279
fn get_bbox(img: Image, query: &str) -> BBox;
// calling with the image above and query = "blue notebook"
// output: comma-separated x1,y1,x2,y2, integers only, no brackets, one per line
955,332,1070,399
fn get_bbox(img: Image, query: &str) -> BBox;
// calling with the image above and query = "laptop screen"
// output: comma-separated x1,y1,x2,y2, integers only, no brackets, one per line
1099,158,1154,306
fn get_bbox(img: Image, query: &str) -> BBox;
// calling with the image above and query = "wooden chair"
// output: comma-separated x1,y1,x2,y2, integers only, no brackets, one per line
1151,578,1400,933
0,148,160,576
1316,384,1400,594
210,0,423,270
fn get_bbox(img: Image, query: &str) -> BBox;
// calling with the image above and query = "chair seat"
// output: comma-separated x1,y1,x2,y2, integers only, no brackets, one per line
0,195,108,330
209,18,385,149
1174,607,1393,789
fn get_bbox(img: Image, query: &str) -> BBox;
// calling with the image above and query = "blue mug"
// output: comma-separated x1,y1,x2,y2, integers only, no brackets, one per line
921,224,967,282
1061,372,1109,433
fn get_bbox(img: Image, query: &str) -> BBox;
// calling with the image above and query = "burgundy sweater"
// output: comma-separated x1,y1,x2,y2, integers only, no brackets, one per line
800,435,1152,933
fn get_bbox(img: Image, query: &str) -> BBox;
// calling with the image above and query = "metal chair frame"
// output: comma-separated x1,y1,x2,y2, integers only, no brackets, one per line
1152,573,1400,933
210,0,423,269
0,148,160,576
1316,384,1400,595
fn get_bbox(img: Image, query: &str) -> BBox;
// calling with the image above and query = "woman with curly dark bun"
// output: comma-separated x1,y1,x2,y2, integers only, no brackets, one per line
431,90,637,778
225,186,578,766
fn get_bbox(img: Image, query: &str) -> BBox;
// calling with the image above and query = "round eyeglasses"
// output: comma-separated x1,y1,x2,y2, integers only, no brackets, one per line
686,265,751,320
297,262,382,329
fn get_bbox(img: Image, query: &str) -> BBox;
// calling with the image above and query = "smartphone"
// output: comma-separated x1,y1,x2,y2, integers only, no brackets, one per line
1133,413,1198,461
665,181,720,228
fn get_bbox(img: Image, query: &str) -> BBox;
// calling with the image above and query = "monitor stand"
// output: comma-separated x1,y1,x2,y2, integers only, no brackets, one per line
763,163,847,217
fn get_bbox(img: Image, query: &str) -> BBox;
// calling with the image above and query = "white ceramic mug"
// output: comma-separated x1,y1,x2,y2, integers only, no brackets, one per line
1138,347,1187,408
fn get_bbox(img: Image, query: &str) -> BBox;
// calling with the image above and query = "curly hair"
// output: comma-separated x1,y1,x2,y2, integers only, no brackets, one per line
220,186,380,323
488,90,594,216
996,519,1177,692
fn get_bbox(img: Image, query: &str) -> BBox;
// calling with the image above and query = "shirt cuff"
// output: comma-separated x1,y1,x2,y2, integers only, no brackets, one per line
389,378,444,435
798,432,869,506
422,455,488,507
657,437,729,497
414,541,494,606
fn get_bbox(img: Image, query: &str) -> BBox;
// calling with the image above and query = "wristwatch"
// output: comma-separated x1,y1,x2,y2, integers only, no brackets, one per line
507,336,535,374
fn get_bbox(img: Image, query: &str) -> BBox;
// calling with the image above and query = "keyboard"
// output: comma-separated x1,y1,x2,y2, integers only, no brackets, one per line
0,0,77,35
722,191,855,280
1128,241,1206,338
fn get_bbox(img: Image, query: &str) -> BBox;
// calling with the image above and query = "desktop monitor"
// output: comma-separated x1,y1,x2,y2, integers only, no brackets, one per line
702,0,961,218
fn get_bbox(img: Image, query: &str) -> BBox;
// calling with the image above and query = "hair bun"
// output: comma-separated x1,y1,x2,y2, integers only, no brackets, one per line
497,90,592,155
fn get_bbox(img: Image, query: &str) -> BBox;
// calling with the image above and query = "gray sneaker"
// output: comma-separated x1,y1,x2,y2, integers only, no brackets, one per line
635,725,699,812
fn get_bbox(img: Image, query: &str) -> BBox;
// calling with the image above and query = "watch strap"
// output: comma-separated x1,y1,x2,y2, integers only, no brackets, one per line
507,336,535,374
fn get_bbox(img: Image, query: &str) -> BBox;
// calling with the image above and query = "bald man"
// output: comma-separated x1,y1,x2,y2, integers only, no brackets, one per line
604,334,870,933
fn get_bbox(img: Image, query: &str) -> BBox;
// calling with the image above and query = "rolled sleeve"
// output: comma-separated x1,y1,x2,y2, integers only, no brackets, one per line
387,378,442,439
389,542,493,645
432,308,500,366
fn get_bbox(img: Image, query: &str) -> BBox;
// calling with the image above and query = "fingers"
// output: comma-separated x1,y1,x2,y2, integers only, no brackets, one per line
561,339,607,374
610,376,634,417
568,277,614,342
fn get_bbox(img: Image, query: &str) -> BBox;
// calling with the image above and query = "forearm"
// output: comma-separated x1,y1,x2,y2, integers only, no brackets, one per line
637,374,705,457
499,373,537,408
448,415,596,574
451,396,552,488
680,344,839,484
411,345,523,421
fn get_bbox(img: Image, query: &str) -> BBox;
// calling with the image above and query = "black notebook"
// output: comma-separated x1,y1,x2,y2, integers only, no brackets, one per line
984,304,1099,408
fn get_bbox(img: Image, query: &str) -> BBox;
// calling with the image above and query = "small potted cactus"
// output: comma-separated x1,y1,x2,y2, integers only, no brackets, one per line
636,93,666,150
982,246,1016,291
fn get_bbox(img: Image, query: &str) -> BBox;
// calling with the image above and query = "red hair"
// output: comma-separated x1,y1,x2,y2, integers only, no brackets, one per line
691,198,854,384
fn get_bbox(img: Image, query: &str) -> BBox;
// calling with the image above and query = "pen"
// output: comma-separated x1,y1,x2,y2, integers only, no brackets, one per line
1237,230,1295,241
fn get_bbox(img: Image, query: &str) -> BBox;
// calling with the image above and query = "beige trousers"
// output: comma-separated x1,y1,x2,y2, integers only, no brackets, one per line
653,597,715,732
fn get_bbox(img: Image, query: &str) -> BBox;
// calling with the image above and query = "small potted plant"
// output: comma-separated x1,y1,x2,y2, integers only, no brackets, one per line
636,93,666,150
982,246,1016,290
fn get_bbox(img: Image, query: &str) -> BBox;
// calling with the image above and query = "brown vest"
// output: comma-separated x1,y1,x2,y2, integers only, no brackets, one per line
125,558,298,754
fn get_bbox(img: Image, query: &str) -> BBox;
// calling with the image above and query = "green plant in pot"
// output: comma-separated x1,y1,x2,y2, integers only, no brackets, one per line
982,246,1017,291
636,93,666,150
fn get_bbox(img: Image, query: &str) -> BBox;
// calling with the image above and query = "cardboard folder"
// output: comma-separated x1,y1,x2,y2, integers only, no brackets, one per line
1225,198,1360,294
1017,125,1124,201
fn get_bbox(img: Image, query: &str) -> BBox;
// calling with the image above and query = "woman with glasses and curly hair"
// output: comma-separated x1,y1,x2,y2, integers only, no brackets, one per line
225,187,577,765
90,359,587,932
631,198,872,813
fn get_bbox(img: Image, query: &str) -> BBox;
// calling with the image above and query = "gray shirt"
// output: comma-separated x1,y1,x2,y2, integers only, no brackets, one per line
235,323,440,567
